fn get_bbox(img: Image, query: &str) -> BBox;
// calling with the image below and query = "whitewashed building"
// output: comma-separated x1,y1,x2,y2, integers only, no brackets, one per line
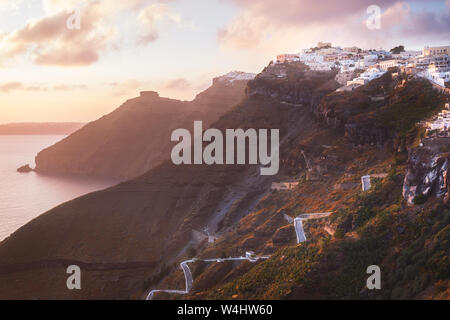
347,68,385,86
361,176,371,192
277,54,300,63
379,59,401,71
271,182,299,191
422,64,450,87
426,103,450,132
423,46,450,56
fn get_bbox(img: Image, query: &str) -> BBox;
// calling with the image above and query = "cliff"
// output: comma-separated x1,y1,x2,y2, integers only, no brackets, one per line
0,63,337,299
0,63,448,300
34,73,253,180
403,139,450,206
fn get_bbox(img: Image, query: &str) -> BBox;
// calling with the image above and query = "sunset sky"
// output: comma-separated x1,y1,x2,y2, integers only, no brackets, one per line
0,0,449,122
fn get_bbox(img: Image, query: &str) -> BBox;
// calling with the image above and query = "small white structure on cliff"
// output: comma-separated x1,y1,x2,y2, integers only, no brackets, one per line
422,64,450,88
347,68,385,87
271,181,299,191
426,103,450,132
361,175,371,192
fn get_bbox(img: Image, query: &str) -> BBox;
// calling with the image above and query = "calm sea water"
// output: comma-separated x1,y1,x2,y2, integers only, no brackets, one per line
0,135,119,241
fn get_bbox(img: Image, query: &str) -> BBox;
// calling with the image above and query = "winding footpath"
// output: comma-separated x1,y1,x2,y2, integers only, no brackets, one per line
146,255,270,300
146,212,332,300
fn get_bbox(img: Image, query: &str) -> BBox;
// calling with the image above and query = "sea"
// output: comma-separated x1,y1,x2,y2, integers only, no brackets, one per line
0,135,118,242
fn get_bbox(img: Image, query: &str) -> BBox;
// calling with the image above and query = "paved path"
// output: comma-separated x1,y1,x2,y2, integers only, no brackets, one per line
147,212,332,300
146,255,269,300
294,212,333,244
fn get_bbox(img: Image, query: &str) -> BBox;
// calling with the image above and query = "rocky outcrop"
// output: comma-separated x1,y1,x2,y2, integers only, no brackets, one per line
313,72,396,146
246,62,339,107
17,164,33,173
403,140,450,205
34,74,251,179
344,122,389,146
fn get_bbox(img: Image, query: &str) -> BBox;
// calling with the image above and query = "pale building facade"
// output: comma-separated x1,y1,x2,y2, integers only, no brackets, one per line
277,54,300,63
379,59,401,71
271,182,300,191
423,46,450,56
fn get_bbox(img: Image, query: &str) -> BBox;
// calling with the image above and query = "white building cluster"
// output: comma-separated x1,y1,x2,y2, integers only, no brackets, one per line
421,62,450,88
275,43,450,91
426,103,450,135
413,46,450,88
346,67,386,87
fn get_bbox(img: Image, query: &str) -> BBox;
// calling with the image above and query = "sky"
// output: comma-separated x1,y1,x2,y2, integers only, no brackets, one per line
0,0,449,123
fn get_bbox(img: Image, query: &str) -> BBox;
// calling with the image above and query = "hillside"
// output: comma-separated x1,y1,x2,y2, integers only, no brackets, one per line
34,72,253,180
181,73,450,300
0,62,448,300
147,68,449,300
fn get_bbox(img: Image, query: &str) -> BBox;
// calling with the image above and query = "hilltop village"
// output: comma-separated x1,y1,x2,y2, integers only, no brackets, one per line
267,43,450,192
276,43,450,93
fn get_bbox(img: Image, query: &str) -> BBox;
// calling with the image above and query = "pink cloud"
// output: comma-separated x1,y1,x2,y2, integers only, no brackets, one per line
218,0,450,50
0,0,177,66
163,78,192,90
0,82,47,93
110,79,142,96
137,3,182,45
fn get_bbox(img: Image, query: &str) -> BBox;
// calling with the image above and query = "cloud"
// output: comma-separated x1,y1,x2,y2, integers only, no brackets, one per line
217,12,267,49
163,78,191,90
137,3,182,45
0,82,23,93
109,79,142,96
0,82,47,93
0,0,22,12
219,0,450,50
0,81,88,93
53,83,87,90
225,0,399,26
0,2,114,66
0,0,181,66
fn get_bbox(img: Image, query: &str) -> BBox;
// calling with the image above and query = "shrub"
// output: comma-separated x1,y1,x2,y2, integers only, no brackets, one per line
413,194,428,205
354,207,375,228
334,228,345,239
187,247,197,257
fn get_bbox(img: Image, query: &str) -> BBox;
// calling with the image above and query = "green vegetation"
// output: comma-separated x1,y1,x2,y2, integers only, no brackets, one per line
413,194,428,205
390,45,405,54
207,245,321,300
142,264,172,290
334,228,345,239
193,74,449,301
377,80,444,135
206,157,449,299
191,260,208,279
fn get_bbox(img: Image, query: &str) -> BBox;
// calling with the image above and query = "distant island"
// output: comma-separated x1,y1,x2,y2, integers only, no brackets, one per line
0,122,85,135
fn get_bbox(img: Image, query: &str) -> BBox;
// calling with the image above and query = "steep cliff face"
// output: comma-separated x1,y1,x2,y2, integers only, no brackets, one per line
314,73,446,149
246,62,339,107
0,65,338,299
403,140,450,205
34,73,252,180
314,72,395,145
1,64,448,300
171,77,449,301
